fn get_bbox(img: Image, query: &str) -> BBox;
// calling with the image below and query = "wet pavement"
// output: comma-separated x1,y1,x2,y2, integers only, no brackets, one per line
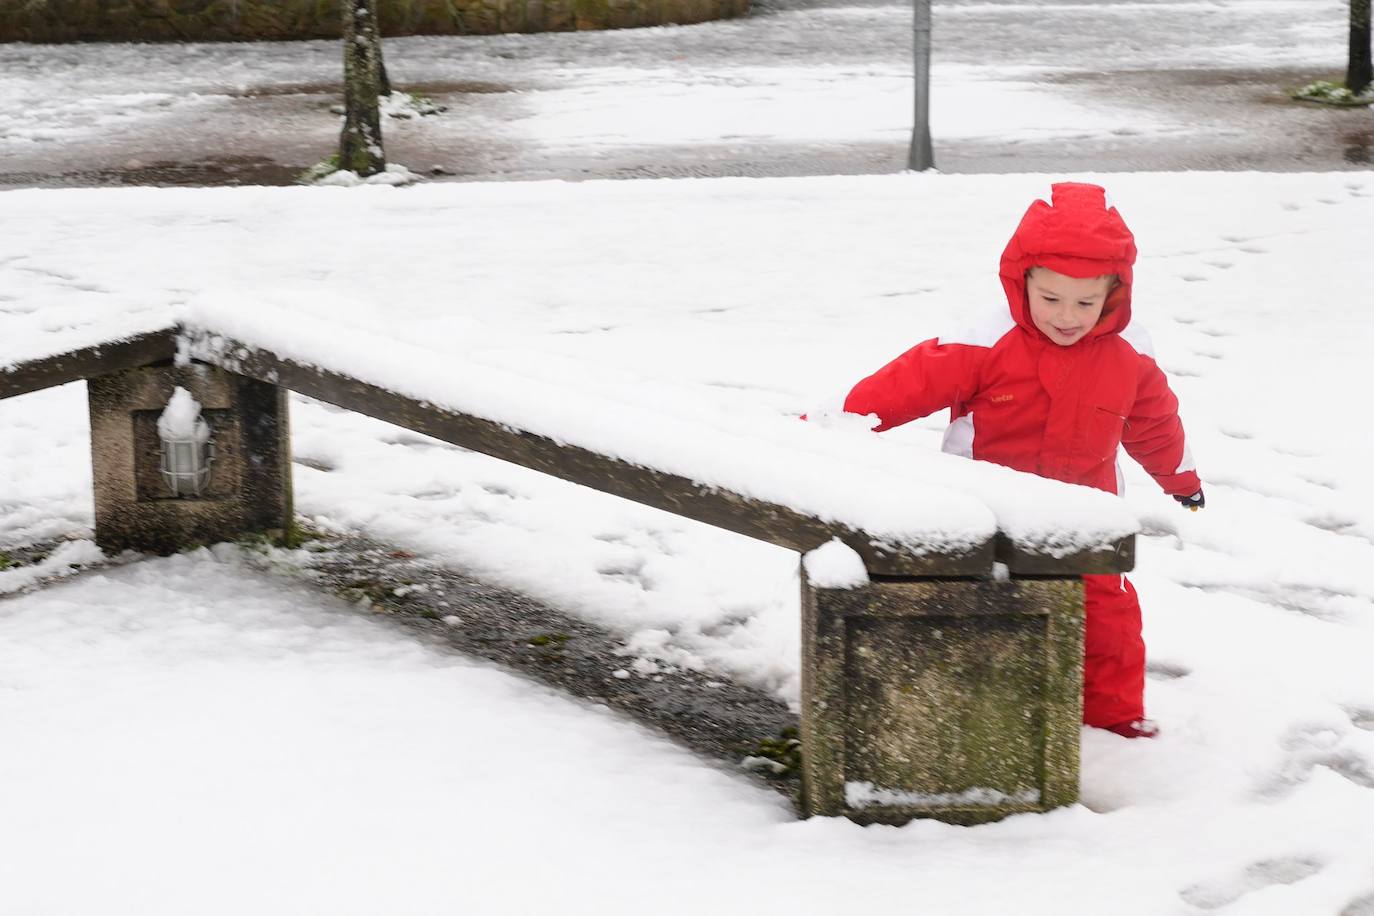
0,0,1369,186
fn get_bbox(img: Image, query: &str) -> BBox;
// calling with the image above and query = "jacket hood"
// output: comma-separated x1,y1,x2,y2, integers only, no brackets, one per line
999,182,1138,341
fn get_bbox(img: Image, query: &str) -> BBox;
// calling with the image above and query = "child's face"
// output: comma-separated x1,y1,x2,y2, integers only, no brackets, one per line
1026,268,1115,346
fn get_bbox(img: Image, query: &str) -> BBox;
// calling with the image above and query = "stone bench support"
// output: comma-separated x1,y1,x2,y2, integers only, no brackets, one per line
801,573,1085,825
88,364,293,554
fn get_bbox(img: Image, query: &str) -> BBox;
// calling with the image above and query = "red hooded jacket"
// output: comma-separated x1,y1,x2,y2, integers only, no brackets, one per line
844,183,1200,498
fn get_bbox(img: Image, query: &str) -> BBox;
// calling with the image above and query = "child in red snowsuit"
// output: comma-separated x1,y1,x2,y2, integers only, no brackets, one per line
843,182,1204,738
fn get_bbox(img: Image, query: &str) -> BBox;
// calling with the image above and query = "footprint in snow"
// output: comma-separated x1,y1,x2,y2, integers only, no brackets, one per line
293,456,337,473
595,527,678,551
1138,517,1180,538
1258,584,1356,623
60,281,111,294
699,612,758,638
17,265,77,281
1304,511,1359,533
382,432,460,450
1272,443,1321,458
597,560,649,588
1237,245,1268,254
1146,660,1190,681
552,325,616,336
1202,260,1234,269
1183,579,1354,623
410,488,460,501
1303,514,1374,547
1346,708,1374,732
1342,893,1374,916
1179,274,1210,282
1258,722,1374,798
1179,856,1323,911
705,379,793,397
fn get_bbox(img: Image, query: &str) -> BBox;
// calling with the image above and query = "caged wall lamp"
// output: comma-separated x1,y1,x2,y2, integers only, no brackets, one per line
157,386,215,498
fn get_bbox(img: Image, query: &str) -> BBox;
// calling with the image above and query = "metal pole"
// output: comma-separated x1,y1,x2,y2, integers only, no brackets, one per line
909,0,934,171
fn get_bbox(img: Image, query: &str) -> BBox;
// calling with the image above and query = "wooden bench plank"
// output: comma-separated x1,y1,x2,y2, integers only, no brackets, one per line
995,533,1134,577
195,336,996,578
0,330,179,401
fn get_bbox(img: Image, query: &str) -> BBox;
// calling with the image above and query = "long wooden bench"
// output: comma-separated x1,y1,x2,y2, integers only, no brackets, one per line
2,323,1135,825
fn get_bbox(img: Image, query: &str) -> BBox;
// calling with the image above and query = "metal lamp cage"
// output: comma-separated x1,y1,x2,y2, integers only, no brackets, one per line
160,433,216,498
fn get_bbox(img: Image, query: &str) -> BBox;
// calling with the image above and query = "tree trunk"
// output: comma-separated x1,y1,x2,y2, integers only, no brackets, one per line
907,0,933,170
1351,0,1373,95
369,6,392,98
339,0,386,177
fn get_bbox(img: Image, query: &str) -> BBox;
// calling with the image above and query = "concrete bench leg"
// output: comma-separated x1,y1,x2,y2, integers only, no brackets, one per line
88,364,292,554
800,572,1084,825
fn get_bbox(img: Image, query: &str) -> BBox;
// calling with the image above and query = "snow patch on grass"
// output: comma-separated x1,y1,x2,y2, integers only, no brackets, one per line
0,539,105,595
313,162,423,187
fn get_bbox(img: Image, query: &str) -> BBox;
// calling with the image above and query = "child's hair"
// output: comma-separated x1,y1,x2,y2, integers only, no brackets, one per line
1026,266,1119,288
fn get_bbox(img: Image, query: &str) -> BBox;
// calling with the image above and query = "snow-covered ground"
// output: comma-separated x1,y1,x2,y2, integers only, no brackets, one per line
0,0,1360,182
2,170,1373,912
3,548,1374,916
2,171,1371,695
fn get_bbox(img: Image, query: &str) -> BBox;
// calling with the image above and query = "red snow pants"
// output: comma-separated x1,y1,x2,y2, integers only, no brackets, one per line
1082,574,1146,727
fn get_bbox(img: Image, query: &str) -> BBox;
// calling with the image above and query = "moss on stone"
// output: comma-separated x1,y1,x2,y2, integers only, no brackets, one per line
0,552,13,571
297,155,341,185
273,522,316,550
747,726,802,778
572,0,609,27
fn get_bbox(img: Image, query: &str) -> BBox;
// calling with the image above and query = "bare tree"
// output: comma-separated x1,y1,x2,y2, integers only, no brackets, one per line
340,0,387,177
1351,0,1372,95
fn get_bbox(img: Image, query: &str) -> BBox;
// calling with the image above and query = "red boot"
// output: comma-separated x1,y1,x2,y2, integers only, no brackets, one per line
1101,718,1160,739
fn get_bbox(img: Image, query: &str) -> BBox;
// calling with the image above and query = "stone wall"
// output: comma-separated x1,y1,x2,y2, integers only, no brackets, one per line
0,0,748,41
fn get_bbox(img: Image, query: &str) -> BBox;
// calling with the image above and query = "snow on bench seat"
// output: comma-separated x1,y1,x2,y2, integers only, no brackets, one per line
178,306,1136,575
0,316,1135,575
